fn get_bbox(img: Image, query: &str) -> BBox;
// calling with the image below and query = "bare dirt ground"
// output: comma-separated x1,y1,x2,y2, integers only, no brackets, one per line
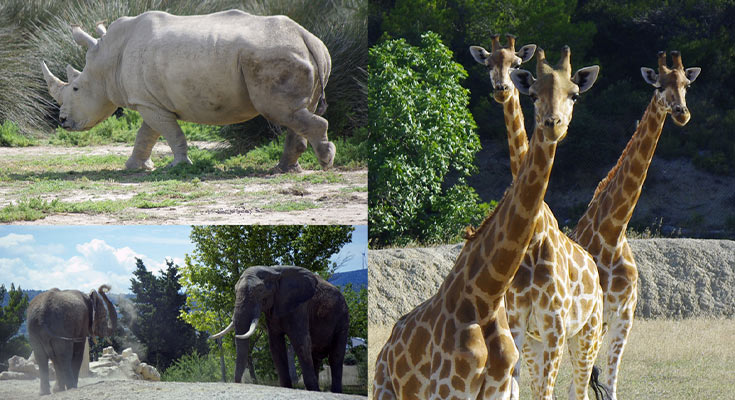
0,378,366,400
0,142,367,225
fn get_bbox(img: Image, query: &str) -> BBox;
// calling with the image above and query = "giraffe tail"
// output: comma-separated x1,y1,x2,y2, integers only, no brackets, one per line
589,365,611,400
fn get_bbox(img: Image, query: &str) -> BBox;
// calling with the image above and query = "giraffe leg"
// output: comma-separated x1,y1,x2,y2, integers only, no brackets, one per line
605,308,634,400
481,309,518,400
507,303,528,400
566,305,603,400
525,313,566,400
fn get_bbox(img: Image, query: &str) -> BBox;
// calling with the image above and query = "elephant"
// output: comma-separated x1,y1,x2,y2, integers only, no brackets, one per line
210,265,350,392
27,285,117,395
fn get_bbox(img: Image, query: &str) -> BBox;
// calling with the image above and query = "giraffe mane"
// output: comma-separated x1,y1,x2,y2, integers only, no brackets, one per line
463,187,510,241
591,119,639,200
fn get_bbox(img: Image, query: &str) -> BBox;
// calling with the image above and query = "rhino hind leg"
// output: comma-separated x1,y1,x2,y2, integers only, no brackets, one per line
278,108,335,170
126,121,160,170
138,108,192,168
275,130,307,173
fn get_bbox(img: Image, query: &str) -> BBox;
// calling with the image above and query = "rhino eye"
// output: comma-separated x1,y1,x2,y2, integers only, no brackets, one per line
73,87,78,91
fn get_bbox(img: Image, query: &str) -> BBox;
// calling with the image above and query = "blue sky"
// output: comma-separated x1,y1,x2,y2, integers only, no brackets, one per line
0,225,366,294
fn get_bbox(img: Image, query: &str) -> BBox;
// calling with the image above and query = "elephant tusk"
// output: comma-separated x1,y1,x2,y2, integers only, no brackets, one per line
209,321,234,340
234,319,258,340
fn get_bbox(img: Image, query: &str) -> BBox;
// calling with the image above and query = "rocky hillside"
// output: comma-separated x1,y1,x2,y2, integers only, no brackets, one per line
369,238,735,326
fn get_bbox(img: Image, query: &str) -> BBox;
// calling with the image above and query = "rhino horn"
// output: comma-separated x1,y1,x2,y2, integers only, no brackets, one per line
95,21,107,37
65,64,81,82
72,25,98,48
41,61,65,103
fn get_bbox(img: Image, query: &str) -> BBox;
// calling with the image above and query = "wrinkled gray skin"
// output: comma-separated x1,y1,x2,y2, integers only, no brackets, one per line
27,285,117,395
41,10,334,172
210,265,350,392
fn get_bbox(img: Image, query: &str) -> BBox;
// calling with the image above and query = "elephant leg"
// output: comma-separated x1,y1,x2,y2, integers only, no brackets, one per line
268,333,293,388
70,340,85,388
35,349,51,395
312,354,324,387
234,338,249,383
291,334,318,391
328,336,348,393
51,340,73,392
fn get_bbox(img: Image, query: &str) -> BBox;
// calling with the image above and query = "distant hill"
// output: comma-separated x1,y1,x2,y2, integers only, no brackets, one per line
329,269,367,291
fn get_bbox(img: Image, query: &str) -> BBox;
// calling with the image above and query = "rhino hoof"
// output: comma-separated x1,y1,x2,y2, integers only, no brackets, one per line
317,142,336,169
273,161,303,174
125,158,155,171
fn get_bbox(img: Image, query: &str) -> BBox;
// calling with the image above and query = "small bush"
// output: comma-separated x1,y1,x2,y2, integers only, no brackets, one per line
368,32,487,247
0,120,36,147
162,351,235,383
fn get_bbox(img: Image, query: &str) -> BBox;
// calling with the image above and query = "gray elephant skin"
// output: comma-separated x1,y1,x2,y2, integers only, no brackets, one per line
27,284,118,395
210,265,350,392
41,9,334,172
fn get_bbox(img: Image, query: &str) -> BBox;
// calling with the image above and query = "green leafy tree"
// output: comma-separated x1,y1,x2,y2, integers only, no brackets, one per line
369,31,489,247
179,225,354,383
130,258,208,372
0,284,30,367
341,283,367,387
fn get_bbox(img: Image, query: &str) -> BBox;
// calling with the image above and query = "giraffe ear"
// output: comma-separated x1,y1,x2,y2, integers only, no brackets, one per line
685,67,701,84
641,67,659,87
510,69,535,95
572,65,600,93
516,44,536,63
470,46,492,66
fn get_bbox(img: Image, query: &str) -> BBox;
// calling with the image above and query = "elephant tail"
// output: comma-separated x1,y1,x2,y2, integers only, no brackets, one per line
209,320,235,340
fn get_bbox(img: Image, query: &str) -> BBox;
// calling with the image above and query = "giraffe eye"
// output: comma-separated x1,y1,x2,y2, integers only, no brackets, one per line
530,93,538,102
571,93,580,102
655,87,664,92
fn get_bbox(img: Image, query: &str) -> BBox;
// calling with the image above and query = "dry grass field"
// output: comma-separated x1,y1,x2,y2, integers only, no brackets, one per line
368,319,735,399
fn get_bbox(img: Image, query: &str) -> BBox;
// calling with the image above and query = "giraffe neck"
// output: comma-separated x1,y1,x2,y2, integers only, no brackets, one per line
577,93,667,244
439,124,557,321
502,88,529,179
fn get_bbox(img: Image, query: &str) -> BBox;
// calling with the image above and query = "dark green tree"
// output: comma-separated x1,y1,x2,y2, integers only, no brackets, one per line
130,258,208,372
341,283,368,388
369,32,490,247
179,225,354,383
0,284,31,367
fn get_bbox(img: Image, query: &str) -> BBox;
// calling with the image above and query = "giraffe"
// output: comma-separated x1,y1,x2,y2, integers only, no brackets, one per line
372,47,598,400
571,51,700,400
485,42,603,400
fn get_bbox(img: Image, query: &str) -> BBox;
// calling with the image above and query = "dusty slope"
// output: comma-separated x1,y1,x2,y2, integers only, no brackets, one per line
0,379,366,400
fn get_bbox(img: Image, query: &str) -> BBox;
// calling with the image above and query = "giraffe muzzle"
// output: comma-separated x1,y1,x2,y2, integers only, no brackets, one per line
671,105,691,126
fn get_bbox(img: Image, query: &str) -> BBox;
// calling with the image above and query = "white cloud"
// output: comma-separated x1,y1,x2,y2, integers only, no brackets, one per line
0,233,34,248
0,238,159,293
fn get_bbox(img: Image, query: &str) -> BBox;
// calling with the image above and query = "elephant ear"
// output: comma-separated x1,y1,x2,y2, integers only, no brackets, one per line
274,267,318,317
89,290,109,337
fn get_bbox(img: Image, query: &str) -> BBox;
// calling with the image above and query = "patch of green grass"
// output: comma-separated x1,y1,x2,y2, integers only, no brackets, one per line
260,200,320,212
0,120,36,147
49,110,222,146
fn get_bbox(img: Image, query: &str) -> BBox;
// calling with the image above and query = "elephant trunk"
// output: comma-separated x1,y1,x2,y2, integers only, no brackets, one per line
97,285,117,337
234,302,261,340
234,318,259,340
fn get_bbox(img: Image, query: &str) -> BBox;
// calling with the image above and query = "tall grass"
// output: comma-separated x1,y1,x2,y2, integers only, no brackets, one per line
0,0,367,151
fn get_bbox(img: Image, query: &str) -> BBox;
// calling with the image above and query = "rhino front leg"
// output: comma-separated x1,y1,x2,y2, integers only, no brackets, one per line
138,108,192,167
275,130,307,173
126,121,160,170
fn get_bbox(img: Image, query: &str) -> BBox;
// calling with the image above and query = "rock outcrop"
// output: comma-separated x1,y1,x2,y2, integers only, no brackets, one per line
369,239,735,325
1,346,160,382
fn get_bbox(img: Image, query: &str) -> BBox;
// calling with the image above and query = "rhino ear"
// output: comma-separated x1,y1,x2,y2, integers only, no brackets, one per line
66,64,81,82
41,61,66,103
72,25,98,48
95,21,107,37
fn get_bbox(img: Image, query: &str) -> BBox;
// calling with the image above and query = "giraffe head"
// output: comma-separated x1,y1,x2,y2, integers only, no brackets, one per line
641,51,701,126
510,46,599,141
470,34,536,103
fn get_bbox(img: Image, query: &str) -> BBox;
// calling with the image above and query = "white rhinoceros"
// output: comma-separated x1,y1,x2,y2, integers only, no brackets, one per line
41,9,334,172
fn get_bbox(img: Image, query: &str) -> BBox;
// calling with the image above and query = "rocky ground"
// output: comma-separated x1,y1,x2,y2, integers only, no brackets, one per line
0,379,366,400
368,238,735,325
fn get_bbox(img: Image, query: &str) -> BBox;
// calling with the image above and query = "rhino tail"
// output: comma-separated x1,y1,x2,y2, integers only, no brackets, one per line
301,29,331,116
